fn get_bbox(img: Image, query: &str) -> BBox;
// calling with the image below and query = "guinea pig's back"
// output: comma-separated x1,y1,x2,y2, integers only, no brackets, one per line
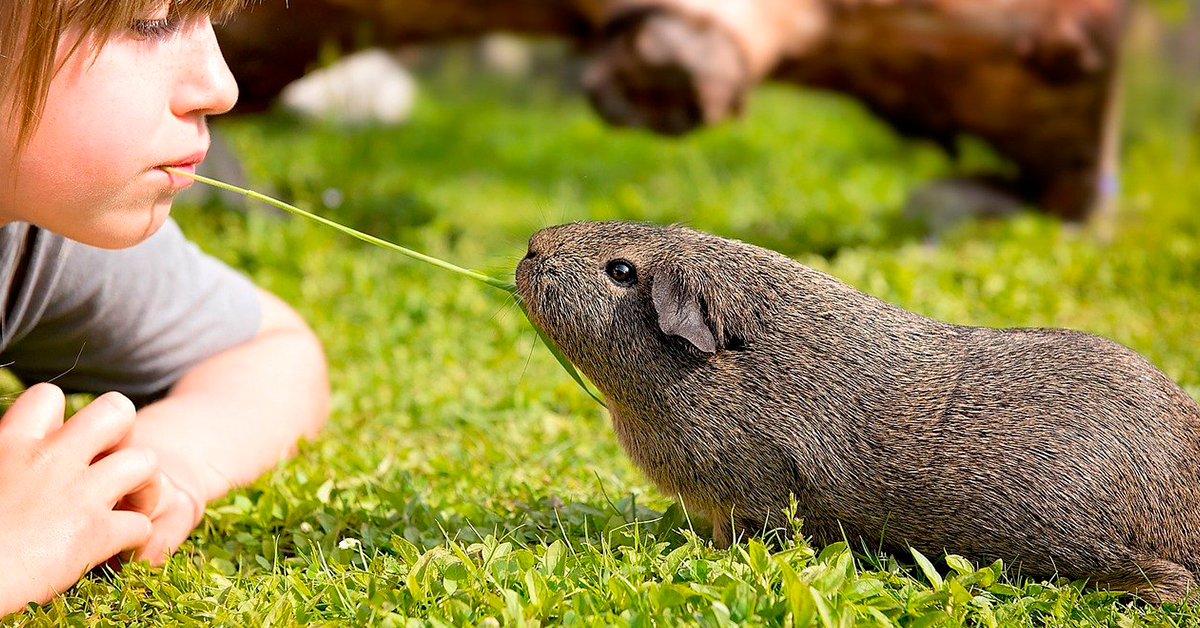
730,294,1200,574
851,324,1200,573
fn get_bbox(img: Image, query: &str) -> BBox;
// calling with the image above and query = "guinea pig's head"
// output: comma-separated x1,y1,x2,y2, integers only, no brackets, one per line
515,221,780,403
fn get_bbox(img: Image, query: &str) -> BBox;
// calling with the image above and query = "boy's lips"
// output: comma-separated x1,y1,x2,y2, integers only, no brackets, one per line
156,152,206,190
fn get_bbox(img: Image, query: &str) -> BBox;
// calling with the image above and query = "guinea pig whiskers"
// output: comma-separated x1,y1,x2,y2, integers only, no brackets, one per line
487,292,526,328
516,328,540,390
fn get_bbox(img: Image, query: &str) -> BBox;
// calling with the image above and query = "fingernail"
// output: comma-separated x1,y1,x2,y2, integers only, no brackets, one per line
100,392,136,416
28,382,64,400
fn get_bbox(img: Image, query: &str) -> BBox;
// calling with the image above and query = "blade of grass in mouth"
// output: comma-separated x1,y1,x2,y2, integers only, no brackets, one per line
166,167,605,406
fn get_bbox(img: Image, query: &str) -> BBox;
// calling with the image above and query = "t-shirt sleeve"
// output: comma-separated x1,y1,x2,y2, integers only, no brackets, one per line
3,219,262,403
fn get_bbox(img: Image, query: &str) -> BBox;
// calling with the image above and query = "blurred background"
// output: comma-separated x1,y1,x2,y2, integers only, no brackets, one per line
194,0,1199,246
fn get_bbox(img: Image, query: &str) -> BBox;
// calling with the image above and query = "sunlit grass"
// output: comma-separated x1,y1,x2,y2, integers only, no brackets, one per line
5,42,1200,626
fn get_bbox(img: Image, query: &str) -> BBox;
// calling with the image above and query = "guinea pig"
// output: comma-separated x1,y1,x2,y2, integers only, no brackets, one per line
514,220,1200,602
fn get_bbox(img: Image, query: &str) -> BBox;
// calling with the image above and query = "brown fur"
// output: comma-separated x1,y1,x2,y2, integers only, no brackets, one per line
515,221,1200,602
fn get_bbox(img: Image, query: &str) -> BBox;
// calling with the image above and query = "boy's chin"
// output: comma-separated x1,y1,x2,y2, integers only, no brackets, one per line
76,198,173,249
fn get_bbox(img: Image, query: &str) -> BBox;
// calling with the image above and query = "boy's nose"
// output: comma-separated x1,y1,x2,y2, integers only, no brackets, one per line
172,17,239,118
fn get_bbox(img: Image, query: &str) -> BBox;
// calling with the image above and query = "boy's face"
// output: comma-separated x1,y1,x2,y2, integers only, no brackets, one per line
0,9,237,248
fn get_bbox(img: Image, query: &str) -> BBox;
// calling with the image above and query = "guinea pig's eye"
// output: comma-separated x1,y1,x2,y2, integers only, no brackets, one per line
605,259,637,286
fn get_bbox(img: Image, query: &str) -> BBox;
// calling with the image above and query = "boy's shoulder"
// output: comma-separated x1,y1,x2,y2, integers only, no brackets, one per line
0,220,261,400
1,222,69,350
1,221,62,264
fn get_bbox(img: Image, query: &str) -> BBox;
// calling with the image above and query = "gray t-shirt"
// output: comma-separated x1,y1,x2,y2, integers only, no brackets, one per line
0,219,262,403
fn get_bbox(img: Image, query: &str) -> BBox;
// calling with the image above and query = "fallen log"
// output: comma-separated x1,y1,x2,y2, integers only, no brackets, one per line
216,0,1128,220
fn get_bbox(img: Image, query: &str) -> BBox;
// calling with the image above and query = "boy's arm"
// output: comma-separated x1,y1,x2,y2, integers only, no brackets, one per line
126,289,329,562
1,220,328,563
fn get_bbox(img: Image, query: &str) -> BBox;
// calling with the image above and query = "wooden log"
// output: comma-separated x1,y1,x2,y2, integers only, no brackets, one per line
216,0,1128,220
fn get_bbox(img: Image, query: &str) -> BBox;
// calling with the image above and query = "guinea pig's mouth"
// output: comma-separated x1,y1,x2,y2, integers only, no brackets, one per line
516,255,574,339
514,256,544,310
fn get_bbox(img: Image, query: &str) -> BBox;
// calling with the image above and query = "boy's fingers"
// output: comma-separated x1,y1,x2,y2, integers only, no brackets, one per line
52,391,137,459
100,510,154,563
134,504,193,566
119,472,165,519
0,383,66,441
134,524,173,566
88,447,160,511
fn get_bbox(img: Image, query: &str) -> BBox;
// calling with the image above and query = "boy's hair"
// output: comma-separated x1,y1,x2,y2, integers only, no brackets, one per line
1,0,244,149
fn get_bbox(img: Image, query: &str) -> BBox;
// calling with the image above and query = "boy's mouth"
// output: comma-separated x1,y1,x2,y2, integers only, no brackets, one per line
157,152,206,191
158,165,196,191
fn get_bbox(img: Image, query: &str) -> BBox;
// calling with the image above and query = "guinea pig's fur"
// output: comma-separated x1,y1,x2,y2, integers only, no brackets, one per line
514,221,1200,602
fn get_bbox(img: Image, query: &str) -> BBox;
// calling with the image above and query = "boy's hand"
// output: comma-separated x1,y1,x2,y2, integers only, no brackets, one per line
0,384,160,614
135,456,206,565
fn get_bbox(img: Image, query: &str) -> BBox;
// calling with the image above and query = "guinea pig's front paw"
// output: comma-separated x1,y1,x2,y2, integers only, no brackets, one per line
709,509,738,549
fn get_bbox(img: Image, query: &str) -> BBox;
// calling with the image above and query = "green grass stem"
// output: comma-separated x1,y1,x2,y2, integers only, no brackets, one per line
166,167,605,406
166,168,516,292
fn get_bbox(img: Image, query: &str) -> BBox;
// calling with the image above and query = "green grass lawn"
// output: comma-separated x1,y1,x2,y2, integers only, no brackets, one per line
7,42,1200,626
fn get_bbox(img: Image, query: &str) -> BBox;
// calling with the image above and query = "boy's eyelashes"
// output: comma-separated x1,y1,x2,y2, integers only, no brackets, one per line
129,8,184,40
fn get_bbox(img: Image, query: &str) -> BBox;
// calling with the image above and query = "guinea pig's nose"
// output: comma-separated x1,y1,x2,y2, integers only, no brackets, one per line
525,231,554,260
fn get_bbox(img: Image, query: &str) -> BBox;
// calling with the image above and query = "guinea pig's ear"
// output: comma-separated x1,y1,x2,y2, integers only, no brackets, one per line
651,269,717,354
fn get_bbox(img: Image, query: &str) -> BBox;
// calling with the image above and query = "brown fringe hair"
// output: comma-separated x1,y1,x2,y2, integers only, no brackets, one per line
1,0,245,150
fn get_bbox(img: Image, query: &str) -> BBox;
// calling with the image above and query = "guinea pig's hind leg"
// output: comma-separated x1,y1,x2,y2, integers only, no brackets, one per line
1102,557,1198,604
